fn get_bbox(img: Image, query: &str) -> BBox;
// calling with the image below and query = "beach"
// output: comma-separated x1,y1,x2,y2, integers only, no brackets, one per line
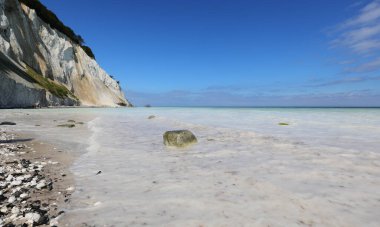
0,128,74,226
0,107,380,226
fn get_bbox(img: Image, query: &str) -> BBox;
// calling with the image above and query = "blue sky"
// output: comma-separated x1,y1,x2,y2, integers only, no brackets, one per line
40,0,380,106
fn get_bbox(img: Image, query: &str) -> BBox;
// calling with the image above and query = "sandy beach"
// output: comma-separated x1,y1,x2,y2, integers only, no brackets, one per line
0,107,380,226
0,128,75,226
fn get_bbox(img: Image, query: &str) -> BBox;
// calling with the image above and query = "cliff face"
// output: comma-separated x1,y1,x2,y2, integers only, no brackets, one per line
0,0,131,108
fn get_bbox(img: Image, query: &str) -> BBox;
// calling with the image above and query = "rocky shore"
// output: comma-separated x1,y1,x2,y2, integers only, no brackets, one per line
0,129,74,226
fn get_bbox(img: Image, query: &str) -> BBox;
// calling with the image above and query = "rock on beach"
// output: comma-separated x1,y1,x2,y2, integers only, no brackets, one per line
0,121,16,125
163,130,198,147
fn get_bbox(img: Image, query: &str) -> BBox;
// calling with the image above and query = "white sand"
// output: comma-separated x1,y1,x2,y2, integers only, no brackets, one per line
1,108,379,226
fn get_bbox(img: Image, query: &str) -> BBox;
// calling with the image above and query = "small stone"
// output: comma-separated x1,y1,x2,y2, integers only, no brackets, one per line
20,193,28,199
8,196,16,203
14,190,22,198
36,214,49,225
31,200,41,210
148,115,155,119
25,212,41,223
11,180,22,186
57,124,75,128
66,186,75,191
0,122,16,126
1,206,8,214
36,180,46,190
50,217,59,226
6,174,13,181
20,159,31,168
11,206,19,214
46,180,53,191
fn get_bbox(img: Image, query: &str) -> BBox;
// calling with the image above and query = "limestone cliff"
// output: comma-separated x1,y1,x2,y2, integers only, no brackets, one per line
0,0,131,108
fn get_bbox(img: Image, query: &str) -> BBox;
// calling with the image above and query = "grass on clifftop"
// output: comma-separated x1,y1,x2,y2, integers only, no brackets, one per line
25,65,77,100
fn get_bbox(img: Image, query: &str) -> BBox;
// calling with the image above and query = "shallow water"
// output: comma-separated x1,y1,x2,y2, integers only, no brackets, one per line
1,108,380,226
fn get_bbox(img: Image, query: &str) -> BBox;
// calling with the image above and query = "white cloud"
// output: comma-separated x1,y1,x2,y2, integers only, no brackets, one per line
125,88,380,107
350,39,380,53
332,0,380,73
334,0,380,54
347,56,380,72
345,24,380,43
344,0,380,27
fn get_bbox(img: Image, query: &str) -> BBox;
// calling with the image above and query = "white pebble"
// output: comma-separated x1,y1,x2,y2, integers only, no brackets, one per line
11,180,22,186
36,180,46,189
20,193,28,198
9,213,18,220
11,206,19,214
25,212,41,223
8,196,15,203
0,206,8,213
66,186,75,191
6,174,13,181
94,201,102,206
50,217,59,226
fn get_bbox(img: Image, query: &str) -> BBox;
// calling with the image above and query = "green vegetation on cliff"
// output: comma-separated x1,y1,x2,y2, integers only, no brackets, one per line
18,0,96,59
80,45,96,59
25,65,77,100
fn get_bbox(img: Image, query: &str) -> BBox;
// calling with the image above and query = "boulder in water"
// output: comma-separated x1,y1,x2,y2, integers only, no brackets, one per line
57,124,75,128
163,130,197,147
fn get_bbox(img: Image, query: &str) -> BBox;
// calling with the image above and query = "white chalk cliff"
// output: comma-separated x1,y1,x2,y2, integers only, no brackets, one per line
0,0,131,108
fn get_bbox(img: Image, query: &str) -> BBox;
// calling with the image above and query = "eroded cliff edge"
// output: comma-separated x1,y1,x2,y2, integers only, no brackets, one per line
0,0,131,108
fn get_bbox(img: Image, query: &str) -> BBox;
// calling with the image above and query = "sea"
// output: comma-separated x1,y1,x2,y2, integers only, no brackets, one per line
1,107,380,226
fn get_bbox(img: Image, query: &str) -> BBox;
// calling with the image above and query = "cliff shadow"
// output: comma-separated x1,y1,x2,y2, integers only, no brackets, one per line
0,52,38,85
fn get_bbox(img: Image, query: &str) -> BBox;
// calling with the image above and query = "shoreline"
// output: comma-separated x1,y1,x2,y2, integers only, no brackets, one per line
0,129,75,226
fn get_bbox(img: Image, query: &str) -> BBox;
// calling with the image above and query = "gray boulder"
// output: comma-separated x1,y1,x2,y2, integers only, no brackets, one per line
163,130,197,147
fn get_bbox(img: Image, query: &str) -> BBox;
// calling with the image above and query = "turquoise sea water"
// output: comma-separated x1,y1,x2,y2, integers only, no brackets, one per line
1,107,380,226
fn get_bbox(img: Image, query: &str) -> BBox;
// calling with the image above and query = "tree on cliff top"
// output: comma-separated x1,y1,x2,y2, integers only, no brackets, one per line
18,0,95,59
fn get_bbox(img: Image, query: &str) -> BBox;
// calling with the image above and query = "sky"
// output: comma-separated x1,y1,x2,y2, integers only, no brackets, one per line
40,0,380,106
